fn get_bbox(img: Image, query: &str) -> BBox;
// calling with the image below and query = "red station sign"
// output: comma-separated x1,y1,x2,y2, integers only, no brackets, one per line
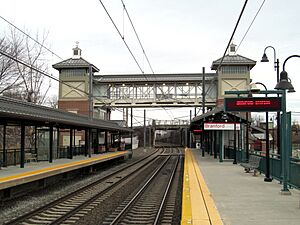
224,97,282,112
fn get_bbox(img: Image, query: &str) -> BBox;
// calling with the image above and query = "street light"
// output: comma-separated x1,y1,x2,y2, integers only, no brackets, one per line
274,54,299,194
287,78,295,93
270,116,275,153
233,114,237,164
251,82,272,182
261,46,281,156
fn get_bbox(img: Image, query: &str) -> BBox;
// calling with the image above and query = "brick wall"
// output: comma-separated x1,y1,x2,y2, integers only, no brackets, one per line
58,100,89,116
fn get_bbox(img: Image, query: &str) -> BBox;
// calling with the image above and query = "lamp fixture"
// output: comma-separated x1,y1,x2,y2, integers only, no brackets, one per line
274,71,294,90
261,53,269,62
249,83,260,93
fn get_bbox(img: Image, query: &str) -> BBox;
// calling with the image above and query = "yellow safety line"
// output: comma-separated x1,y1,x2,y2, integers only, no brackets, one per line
0,151,128,182
181,148,223,225
181,148,193,224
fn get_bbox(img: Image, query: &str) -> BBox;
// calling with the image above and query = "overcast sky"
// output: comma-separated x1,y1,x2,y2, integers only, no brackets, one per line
1,0,300,124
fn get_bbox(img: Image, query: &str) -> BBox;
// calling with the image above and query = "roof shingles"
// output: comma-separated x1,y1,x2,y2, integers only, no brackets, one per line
211,54,256,70
53,57,99,72
0,96,131,132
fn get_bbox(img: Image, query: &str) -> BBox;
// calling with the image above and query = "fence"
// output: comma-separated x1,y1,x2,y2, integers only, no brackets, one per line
236,149,300,189
0,146,86,166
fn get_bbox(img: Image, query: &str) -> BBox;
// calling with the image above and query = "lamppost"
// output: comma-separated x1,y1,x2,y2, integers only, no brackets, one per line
233,113,237,164
251,82,272,182
270,116,275,153
275,54,299,194
261,46,281,156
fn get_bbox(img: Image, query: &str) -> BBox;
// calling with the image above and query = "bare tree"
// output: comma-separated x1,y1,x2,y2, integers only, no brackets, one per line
45,94,58,108
0,28,54,160
15,30,51,104
0,32,24,94
0,28,52,104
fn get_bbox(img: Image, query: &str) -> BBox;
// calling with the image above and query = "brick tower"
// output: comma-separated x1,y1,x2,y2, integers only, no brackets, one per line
53,44,99,116
211,43,256,106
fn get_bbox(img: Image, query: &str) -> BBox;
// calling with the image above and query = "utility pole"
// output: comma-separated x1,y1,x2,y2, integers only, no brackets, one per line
88,65,93,120
144,109,146,149
131,107,133,152
190,110,192,148
202,67,205,114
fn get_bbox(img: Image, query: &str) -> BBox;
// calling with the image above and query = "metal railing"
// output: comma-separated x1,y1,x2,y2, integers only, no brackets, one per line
236,149,300,189
0,148,36,166
0,146,87,167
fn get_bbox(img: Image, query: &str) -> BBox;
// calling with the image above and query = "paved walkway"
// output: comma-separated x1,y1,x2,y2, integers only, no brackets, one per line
192,149,300,225
0,151,128,190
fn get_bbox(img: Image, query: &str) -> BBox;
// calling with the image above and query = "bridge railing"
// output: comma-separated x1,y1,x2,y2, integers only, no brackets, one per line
154,120,190,126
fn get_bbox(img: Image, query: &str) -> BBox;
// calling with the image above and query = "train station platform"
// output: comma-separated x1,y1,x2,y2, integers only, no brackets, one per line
0,151,129,191
182,148,300,225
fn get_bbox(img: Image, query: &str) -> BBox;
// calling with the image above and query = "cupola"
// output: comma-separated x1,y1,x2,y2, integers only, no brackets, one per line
228,43,236,56
72,41,82,59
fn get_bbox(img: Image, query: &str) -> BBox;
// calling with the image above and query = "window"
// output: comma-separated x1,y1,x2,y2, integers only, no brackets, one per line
74,50,78,55
61,69,87,77
221,66,248,74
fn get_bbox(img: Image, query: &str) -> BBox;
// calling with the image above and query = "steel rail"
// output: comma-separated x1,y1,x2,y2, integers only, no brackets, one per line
153,155,180,225
4,148,162,225
109,152,180,225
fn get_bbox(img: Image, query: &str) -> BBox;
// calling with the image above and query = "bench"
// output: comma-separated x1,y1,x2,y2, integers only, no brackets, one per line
25,153,38,163
240,155,261,176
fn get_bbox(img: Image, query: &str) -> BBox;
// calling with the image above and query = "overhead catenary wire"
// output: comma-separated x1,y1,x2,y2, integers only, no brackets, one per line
121,0,155,74
100,0,181,120
235,0,266,52
0,15,63,60
0,16,122,107
201,0,249,116
0,14,166,126
0,47,150,125
216,0,249,71
97,0,144,74
1,6,205,122
0,48,111,105
0,15,136,120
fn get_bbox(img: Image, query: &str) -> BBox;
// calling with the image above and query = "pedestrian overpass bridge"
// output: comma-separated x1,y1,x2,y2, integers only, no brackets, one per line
93,72,218,108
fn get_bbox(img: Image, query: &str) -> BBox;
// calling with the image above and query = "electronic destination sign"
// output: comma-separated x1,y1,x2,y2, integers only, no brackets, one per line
224,97,281,112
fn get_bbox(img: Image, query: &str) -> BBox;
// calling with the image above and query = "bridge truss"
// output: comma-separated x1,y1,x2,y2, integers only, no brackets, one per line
93,73,218,108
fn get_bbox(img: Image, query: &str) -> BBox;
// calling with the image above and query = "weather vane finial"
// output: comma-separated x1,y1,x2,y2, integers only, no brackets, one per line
75,41,79,48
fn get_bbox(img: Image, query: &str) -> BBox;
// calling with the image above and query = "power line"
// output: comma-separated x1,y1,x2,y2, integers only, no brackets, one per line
0,15,162,124
0,48,151,125
97,0,144,74
97,1,202,119
216,0,249,71
0,15,63,60
235,0,266,52
1,6,198,121
98,0,179,119
121,0,155,74
0,48,109,105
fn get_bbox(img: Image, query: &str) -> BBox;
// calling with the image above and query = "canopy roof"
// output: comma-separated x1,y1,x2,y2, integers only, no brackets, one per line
0,96,131,132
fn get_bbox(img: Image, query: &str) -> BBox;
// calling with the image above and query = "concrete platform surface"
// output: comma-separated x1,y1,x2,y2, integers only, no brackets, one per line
192,149,300,225
0,151,128,190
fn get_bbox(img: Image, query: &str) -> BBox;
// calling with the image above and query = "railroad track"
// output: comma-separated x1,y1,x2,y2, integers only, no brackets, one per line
103,153,183,225
4,148,168,225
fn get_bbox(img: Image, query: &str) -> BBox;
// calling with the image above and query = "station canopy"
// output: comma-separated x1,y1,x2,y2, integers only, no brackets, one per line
190,106,248,131
0,96,132,132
